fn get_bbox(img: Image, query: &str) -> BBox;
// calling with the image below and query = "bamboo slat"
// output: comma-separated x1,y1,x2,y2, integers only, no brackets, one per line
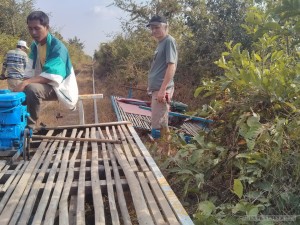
43,129,77,225
97,128,120,225
76,128,89,225
99,128,132,225
59,130,83,225
0,130,54,225
108,126,154,225
90,127,105,225
0,123,192,224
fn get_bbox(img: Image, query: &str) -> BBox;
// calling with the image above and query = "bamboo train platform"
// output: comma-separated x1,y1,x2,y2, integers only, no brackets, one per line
0,121,194,224
111,96,204,136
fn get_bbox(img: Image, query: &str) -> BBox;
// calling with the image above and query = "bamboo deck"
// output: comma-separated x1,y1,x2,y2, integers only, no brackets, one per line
0,121,193,225
111,96,202,136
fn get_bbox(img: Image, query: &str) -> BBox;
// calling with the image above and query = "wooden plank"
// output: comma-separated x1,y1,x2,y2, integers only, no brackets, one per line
102,129,132,225
97,128,120,225
32,135,121,144
43,129,77,225
116,126,138,171
0,130,54,225
78,99,85,125
120,125,149,172
7,178,128,196
87,178,126,188
76,128,89,225
0,160,6,171
127,124,194,224
145,172,180,225
39,121,131,130
93,98,99,124
0,165,10,186
31,130,68,224
69,195,77,225
90,127,105,224
137,172,166,225
0,162,24,192
59,130,83,225
8,162,120,176
0,161,28,214
9,141,53,225
0,122,193,225
79,94,103,100
107,126,154,225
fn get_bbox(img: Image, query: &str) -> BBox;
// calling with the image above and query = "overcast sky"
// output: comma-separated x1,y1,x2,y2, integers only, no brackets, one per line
35,0,128,56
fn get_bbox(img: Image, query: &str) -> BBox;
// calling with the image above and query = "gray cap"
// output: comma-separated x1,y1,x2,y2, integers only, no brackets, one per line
146,15,167,27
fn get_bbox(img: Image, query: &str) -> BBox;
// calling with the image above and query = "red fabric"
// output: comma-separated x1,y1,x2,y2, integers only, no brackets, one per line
117,100,151,116
117,98,151,106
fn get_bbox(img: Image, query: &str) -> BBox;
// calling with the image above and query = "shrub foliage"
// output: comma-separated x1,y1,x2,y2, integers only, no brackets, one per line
95,0,300,224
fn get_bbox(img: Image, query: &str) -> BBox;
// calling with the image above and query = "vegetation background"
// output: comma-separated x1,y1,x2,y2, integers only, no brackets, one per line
94,1,300,224
1,0,300,224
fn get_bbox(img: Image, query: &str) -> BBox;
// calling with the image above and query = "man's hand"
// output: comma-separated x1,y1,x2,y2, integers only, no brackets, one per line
0,74,6,80
14,80,29,92
157,89,169,103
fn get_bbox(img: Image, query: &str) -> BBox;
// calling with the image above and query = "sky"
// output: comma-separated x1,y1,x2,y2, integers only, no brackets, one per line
35,0,128,56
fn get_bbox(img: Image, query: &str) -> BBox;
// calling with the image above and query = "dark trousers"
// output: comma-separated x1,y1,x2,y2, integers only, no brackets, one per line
24,83,57,126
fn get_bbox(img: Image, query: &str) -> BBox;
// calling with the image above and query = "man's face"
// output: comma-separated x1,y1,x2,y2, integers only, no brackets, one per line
27,20,49,45
150,24,167,41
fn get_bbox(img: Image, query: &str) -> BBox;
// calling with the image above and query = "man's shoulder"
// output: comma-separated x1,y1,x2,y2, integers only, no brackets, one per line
17,49,28,57
50,35,68,52
50,35,64,46
7,49,17,54
165,35,175,41
6,49,27,57
160,35,176,46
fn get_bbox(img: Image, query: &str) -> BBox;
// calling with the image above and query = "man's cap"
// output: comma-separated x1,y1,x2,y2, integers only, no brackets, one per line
146,15,167,27
17,40,29,49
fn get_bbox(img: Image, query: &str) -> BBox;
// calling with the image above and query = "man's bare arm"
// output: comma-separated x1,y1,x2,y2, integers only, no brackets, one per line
157,63,176,103
13,76,51,92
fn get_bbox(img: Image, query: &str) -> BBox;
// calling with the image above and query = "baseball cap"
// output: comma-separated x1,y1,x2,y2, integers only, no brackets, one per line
17,40,29,49
146,15,167,27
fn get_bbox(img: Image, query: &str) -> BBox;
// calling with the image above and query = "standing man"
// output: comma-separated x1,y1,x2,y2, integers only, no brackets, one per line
14,11,78,129
1,40,29,90
147,15,178,148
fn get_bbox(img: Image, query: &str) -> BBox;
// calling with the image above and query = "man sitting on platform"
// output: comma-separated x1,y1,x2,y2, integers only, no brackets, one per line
14,11,78,129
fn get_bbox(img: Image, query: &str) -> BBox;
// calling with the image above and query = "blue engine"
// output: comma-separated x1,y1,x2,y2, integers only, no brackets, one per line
0,89,29,155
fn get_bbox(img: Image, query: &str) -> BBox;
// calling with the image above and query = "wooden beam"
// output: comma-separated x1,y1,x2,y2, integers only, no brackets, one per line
36,121,131,130
32,135,121,144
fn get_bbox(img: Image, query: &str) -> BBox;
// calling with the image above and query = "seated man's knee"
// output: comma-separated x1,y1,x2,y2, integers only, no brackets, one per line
24,83,57,102
24,83,37,94
24,83,43,98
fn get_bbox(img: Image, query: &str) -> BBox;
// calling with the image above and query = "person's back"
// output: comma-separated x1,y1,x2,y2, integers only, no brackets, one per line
1,40,29,90
4,49,27,78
